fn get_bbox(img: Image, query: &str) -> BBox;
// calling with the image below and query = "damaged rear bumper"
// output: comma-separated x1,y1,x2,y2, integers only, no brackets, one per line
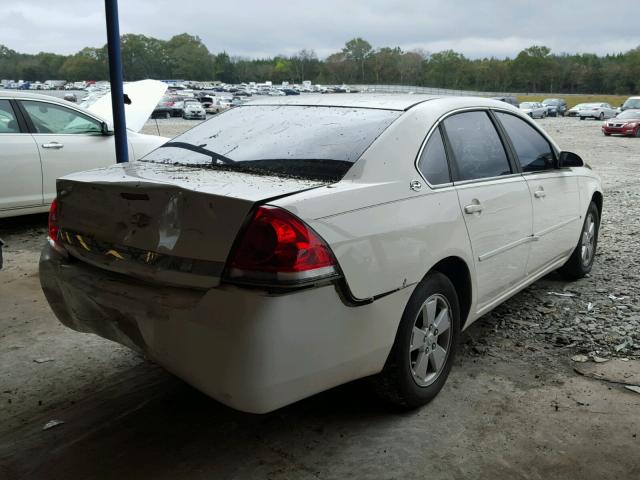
39,243,410,413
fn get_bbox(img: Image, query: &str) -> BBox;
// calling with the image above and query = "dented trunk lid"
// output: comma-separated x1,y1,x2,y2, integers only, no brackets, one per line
55,162,323,289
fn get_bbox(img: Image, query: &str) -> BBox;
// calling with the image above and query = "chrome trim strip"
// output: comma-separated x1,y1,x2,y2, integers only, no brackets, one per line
534,216,580,238
478,236,535,262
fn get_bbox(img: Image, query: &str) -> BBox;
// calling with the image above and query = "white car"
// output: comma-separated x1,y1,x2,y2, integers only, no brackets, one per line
519,101,547,119
182,99,206,120
40,95,602,413
568,102,617,120
0,91,168,218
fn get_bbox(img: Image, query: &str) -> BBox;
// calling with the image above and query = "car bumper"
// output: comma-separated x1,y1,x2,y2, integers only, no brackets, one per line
602,125,636,136
39,243,410,413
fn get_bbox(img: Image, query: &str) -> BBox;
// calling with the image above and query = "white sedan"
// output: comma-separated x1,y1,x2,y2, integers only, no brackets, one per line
40,95,602,413
568,102,618,120
0,91,168,218
519,101,547,118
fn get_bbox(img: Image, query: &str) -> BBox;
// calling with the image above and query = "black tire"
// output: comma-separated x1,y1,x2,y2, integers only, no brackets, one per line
559,201,599,280
165,111,170,119
373,271,460,409
635,127,640,138
599,112,605,120
580,116,585,121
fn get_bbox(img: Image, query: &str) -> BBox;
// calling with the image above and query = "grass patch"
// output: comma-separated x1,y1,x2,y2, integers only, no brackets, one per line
517,94,630,109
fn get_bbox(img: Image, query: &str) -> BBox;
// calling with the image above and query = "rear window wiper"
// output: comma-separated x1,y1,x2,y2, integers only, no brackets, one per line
159,141,236,165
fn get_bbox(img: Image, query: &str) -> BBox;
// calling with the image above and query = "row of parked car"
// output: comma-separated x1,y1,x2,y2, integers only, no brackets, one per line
152,93,238,120
493,95,640,135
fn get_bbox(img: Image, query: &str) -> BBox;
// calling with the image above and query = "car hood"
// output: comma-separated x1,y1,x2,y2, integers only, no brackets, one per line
81,79,168,132
607,117,640,123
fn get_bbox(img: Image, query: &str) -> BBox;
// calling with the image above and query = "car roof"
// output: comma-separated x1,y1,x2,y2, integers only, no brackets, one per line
0,89,74,103
0,89,109,123
243,93,440,111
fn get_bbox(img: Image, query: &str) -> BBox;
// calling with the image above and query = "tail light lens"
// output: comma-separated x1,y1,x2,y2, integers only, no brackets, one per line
48,199,59,241
225,206,339,286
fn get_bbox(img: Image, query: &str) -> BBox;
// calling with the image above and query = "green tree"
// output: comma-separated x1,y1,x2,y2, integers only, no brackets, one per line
342,38,373,82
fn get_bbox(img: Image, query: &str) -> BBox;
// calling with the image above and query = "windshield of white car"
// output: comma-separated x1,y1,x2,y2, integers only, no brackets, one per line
623,99,640,109
142,105,402,181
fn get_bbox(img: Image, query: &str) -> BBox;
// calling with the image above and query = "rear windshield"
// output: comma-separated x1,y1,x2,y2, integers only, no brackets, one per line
141,105,402,181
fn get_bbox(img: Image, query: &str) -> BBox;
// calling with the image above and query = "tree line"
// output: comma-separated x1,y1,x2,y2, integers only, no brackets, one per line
1,34,639,94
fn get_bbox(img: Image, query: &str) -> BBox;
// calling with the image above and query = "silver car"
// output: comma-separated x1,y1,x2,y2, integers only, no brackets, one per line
182,100,206,120
519,102,547,119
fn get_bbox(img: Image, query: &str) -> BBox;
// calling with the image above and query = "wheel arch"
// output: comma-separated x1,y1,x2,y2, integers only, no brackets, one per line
429,256,472,329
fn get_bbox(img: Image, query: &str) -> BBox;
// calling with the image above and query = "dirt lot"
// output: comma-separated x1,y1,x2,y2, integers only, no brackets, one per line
1,116,639,479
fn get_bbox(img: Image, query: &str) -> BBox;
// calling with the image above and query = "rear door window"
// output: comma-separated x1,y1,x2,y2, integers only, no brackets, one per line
143,105,402,181
443,111,511,181
417,128,450,185
495,112,554,172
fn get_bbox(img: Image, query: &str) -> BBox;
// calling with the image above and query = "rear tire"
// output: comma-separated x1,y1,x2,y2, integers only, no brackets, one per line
373,272,460,409
559,201,599,280
599,112,605,120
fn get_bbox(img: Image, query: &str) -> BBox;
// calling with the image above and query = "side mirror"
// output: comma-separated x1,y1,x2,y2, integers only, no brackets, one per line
101,122,114,135
557,151,584,168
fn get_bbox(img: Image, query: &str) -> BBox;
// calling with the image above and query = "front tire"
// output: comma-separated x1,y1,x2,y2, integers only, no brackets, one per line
599,112,605,120
559,201,599,280
373,272,460,409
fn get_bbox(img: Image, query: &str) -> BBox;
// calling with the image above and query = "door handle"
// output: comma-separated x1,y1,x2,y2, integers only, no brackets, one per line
534,189,546,198
464,203,483,214
42,142,64,149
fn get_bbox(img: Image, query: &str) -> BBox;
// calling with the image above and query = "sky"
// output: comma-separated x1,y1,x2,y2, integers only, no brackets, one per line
2,1,639,59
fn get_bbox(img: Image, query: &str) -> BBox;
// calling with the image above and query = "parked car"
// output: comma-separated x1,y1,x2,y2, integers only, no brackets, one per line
205,97,232,114
40,95,602,414
567,103,617,120
620,96,640,111
182,99,206,120
602,109,640,137
492,96,519,107
519,102,547,118
0,90,167,218
541,98,567,117
152,95,186,118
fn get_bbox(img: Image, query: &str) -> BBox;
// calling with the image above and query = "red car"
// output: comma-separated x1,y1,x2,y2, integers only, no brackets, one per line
602,109,640,137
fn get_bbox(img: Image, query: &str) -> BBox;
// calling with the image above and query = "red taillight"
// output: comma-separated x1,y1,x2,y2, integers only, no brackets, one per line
226,206,339,285
48,199,59,241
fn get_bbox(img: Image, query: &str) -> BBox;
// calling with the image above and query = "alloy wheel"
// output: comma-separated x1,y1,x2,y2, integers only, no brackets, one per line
409,294,453,387
581,212,596,267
